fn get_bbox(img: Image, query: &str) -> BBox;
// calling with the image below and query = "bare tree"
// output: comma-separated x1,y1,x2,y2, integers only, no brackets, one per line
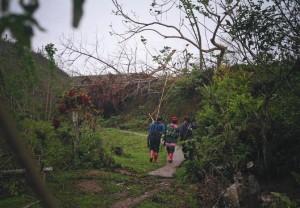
60,33,123,75
111,0,239,69
60,32,190,76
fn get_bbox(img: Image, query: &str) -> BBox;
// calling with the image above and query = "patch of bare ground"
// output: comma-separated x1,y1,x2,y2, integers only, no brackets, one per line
112,168,137,176
110,179,172,208
86,170,110,177
75,180,102,193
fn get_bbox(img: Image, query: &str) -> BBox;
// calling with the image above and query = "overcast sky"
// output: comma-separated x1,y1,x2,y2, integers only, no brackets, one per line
9,0,211,75
31,1,142,49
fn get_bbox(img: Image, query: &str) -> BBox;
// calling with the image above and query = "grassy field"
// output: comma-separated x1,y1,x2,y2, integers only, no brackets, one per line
0,128,199,208
101,128,167,174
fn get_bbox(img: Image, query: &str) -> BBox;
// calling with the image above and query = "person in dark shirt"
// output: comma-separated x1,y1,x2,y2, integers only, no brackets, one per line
164,116,180,163
148,116,165,163
180,116,196,159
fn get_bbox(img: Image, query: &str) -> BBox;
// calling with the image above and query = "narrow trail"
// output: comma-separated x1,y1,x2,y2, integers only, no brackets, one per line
109,146,185,208
118,130,148,137
148,146,185,178
109,179,171,208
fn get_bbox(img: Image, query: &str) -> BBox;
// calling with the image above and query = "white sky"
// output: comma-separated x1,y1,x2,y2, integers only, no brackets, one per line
9,0,218,75
32,0,143,49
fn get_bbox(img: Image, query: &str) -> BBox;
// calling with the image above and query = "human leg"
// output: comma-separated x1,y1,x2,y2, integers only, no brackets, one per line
166,143,176,163
149,136,155,162
149,150,154,162
153,137,161,163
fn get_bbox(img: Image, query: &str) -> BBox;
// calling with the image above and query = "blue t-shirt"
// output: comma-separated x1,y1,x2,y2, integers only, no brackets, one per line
149,121,165,136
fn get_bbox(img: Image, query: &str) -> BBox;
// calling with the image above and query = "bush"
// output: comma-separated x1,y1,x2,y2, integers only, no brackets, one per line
183,63,300,183
190,66,263,180
74,128,116,169
0,176,27,197
13,118,115,171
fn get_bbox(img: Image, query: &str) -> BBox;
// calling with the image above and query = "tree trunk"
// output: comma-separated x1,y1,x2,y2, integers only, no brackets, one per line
72,111,80,159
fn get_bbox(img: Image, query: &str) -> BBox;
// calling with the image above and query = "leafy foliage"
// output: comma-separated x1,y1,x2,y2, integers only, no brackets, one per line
271,192,297,208
1,50,38,117
177,62,300,187
57,89,94,114
190,66,263,179
0,0,85,48
231,0,299,62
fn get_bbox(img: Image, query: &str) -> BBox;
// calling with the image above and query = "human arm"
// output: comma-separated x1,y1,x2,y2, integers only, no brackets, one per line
179,123,186,139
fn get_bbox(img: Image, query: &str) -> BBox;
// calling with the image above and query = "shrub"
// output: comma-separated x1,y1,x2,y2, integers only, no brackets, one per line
74,128,116,169
190,66,263,180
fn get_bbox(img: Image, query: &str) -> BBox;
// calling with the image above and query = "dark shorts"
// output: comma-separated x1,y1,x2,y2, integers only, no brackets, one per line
149,135,161,153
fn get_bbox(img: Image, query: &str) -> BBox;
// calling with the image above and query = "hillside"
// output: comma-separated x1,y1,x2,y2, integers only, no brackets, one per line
0,39,70,119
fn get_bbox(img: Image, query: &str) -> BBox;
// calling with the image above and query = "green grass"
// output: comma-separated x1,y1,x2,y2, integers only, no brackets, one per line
101,128,167,174
0,128,191,208
0,196,40,208
0,128,169,207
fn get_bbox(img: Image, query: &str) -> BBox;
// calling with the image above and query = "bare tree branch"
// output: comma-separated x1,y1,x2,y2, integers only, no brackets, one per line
111,0,235,69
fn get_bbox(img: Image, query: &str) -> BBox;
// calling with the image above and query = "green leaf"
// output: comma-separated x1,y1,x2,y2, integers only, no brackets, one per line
225,20,231,26
0,14,44,48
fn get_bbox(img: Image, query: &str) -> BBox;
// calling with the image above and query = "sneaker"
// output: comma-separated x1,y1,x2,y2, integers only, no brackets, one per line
168,160,173,163
150,158,153,162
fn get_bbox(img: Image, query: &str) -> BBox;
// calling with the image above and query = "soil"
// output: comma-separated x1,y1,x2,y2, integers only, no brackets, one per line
110,179,172,208
75,180,102,193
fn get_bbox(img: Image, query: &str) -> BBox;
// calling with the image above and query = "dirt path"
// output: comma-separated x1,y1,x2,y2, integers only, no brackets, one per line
148,146,185,178
120,130,186,177
109,179,172,208
117,129,148,137
109,146,185,208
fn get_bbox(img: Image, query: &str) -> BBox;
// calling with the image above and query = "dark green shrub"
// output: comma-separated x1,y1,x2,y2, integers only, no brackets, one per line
0,176,27,197
74,128,116,169
190,67,263,180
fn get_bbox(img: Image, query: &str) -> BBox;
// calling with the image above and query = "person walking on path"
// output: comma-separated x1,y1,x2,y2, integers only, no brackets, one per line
180,116,196,159
164,116,180,163
148,116,165,163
